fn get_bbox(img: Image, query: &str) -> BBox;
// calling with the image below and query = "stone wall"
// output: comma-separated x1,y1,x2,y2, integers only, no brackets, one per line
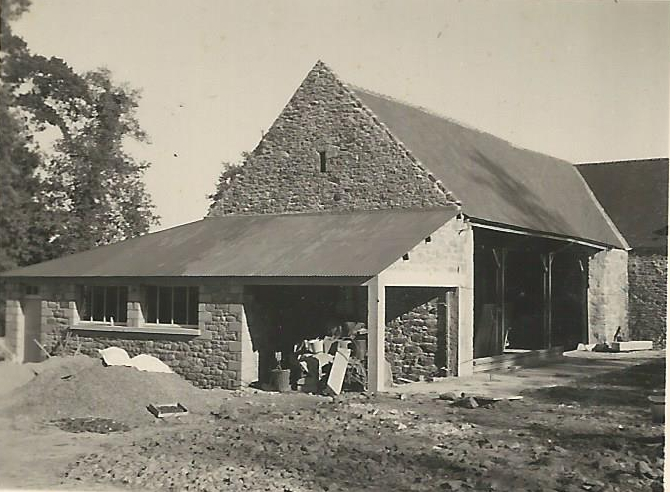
381,217,474,376
6,281,255,389
384,287,457,382
209,61,455,216
588,248,629,343
628,252,667,347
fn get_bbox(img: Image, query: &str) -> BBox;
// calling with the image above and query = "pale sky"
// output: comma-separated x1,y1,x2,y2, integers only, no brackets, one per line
12,0,670,231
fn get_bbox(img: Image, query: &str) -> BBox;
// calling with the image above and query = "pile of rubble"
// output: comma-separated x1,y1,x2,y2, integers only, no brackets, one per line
268,323,374,395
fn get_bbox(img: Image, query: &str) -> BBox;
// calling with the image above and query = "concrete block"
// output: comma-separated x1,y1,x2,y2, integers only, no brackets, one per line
227,341,242,352
611,341,653,352
227,321,242,333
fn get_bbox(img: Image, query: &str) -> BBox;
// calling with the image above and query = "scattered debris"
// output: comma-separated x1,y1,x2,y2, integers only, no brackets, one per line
579,340,654,353
438,391,461,401
33,338,51,359
454,396,479,409
51,417,130,434
99,347,173,373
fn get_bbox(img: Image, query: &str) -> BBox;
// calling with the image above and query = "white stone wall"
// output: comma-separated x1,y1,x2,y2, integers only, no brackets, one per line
379,216,475,376
588,248,629,343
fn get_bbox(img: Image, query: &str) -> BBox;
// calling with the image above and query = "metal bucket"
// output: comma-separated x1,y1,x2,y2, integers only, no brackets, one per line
649,395,665,423
307,339,324,353
270,369,291,392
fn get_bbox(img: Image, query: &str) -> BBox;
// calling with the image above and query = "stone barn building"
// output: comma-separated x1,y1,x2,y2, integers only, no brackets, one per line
1,61,630,391
578,158,668,348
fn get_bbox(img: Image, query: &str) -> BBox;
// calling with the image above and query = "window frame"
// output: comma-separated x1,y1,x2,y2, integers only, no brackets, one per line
145,285,199,328
77,285,128,325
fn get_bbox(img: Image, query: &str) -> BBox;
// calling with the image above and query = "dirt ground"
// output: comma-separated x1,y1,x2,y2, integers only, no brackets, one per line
0,353,665,492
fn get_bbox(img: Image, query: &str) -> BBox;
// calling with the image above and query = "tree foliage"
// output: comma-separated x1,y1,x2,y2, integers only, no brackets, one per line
0,0,159,265
207,151,250,213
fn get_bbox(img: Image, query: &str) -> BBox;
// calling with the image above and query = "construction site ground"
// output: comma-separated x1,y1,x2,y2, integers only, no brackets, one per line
0,351,665,492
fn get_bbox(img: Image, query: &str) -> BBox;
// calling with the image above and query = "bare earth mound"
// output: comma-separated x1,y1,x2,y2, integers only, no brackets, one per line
0,355,218,425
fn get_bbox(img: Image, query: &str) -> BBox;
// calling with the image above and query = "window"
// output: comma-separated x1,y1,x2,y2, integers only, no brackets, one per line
25,285,39,295
79,286,128,323
319,151,327,172
146,286,198,326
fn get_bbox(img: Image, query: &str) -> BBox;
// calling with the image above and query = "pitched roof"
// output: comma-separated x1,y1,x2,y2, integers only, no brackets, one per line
577,158,668,250
350,87,627,249
1,208,457,278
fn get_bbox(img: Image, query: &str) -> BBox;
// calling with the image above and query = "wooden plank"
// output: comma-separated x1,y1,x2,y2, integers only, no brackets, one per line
473,346,564,373
326,348,351,396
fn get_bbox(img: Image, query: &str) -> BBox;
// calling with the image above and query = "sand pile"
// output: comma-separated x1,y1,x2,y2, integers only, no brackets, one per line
0,355,218,424
0,361,38,397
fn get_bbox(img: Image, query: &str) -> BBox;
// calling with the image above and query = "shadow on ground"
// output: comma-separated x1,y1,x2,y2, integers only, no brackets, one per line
527,359,665,408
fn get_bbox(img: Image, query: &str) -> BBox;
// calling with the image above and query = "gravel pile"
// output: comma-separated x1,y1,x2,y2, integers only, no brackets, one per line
0,355,219,425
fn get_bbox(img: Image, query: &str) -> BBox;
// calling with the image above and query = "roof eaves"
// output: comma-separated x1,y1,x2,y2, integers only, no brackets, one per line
575,157,669,167
468,216,624,251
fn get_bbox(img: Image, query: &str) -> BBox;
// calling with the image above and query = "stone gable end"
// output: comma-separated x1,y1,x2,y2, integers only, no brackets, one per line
209,61,455,216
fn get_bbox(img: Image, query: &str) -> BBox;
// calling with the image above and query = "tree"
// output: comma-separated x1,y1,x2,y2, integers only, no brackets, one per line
0,0,159,260
207,151,250,214
0,84,56,271
36,68,159,254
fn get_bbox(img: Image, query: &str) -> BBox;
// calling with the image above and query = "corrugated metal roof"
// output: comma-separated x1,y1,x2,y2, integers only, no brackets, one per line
577,159,668,250
1,208,458,278
352,88,627,249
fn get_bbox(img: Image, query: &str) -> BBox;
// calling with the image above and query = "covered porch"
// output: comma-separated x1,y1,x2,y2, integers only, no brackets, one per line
471,224,610,370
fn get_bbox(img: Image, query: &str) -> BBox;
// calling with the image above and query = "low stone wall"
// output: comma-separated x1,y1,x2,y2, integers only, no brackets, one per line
628,252,667,348
6,281,254,389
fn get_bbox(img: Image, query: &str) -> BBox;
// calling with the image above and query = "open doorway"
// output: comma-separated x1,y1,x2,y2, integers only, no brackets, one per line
473,228,592,363
246,285,366,386
505,251,545,350
21,297,42,362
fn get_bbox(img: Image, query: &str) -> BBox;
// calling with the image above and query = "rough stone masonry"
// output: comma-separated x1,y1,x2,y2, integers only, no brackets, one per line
208,61,457,216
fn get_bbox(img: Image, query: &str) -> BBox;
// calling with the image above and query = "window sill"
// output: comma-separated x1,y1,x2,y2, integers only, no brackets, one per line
71,324,202,336
76,321,128,327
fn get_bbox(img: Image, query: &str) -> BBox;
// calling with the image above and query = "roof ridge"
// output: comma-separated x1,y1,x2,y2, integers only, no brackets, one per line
349,85,579,168
350,85,490,136
205,205,459,219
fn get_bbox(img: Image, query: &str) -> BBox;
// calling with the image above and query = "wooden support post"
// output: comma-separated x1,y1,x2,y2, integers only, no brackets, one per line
366,276,385,393
542,253,555,349
548,253,554,348
492,248,507,354
500,249,507,353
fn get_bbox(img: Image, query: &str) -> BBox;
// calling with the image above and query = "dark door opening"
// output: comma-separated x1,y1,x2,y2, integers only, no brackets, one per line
505,251,545,350
22,297,42,363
